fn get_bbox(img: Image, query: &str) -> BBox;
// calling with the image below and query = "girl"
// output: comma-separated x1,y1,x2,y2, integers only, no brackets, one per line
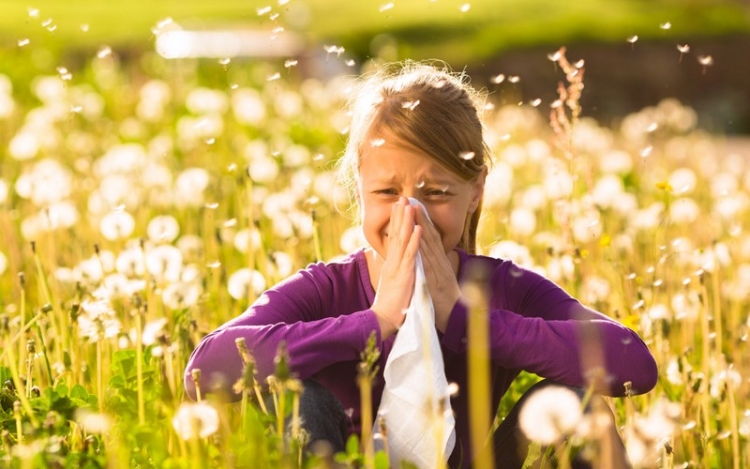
185,62,657,468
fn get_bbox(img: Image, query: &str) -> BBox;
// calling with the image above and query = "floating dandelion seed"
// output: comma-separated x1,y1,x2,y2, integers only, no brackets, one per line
647,122,659,132
96,46,112,59
28,7,40,17
530,98,542,107
47,23,57,32
272,27,284,34
230,83,239,89
257,6,272,15
279,0,289,4
508,75,520,83
370,138,386,147
206,260,221,269
205,138,215,145
267,72,281,81
640,146,653,158
416,180,426,188
379,2,394,12
627,35,639,44
490,74,505,84
57,67,72,81
80,23,89,32
152,17,173,35
574,59,584,68
18,38,30,47
269,13,279,20
500,133,511,141
41,18,52,27
698,55,713,74
345,59,356,67
218,58,231,65
551,99,563,109
547,50,562,62
660,22,671,30
459,151,476,160
324,45,345,58
460,3,471,12
677,44,690,54
402,100,420,110
284,59,298,68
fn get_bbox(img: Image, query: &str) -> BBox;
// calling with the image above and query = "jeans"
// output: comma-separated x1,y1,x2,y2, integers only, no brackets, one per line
286,378,630,469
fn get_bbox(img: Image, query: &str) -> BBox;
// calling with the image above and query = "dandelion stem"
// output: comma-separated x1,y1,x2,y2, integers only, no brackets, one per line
463,272,494,469
726,365,740,469
135,308,146,425
97,340,104,413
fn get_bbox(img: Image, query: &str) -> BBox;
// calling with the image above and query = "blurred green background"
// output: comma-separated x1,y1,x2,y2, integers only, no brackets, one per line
1,0,749,132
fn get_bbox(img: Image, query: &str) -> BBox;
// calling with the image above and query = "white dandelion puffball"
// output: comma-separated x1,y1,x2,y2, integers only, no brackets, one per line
75,409,112,434
0,178,9,204
172,401,220,440
100,211,135,240
519,385,583,445
227,268,266,300
0,250,7,276
147,215,180,243
509,208,537,237
232,88,266,126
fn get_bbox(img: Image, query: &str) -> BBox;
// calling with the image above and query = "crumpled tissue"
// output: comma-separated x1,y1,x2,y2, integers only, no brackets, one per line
373,197,456,469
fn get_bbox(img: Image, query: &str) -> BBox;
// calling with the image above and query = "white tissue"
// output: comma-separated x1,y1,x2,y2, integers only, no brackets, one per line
374,197,456,469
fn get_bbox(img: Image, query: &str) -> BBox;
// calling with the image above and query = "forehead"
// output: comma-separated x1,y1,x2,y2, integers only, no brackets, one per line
359,137,459,183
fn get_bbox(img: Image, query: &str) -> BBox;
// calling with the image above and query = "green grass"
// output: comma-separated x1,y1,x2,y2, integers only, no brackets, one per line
1,0,748,64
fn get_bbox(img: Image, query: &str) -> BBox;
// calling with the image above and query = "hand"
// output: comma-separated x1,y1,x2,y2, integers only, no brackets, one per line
371,197,423,339
414,206,461,332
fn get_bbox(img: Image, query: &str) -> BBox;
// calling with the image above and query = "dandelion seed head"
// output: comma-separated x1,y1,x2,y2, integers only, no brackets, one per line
519,385,583,445
100,210,135,240
627,35,639,44
677,44,690,54
284,59,298,68
228,268,267,300
147,215,180,243
218,58,231,65
173,402,220,440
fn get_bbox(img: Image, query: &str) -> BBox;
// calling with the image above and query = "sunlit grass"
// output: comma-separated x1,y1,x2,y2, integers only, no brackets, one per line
0,38,749,469
0,0,747,63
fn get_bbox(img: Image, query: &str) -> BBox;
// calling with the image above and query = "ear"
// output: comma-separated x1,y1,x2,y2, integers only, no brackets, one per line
468,165,488,213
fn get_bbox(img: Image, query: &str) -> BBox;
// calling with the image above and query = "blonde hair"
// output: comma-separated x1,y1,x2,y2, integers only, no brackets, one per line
338,61,490,253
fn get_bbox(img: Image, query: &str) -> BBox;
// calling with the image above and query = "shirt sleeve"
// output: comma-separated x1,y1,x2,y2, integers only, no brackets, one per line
441,259,657,397
184,263,382,401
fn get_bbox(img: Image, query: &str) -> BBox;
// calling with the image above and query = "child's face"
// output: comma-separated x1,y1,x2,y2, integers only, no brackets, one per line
357,131,485,259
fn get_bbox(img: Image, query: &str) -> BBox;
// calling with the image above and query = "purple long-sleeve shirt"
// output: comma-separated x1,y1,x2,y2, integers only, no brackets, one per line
185,248,657,467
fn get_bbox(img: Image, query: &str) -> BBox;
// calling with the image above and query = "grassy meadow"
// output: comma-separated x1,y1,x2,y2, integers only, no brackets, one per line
1,3,750,468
